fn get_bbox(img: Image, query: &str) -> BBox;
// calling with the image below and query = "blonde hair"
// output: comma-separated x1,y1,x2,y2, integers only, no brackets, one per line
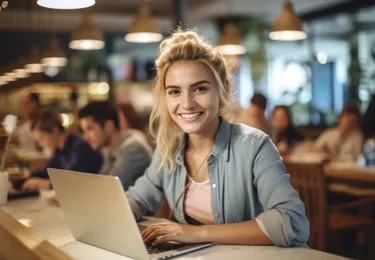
149,29,236,171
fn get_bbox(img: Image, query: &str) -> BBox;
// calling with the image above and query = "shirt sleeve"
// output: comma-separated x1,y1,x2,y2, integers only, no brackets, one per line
31,154,59,179
255,218,270,239
126,151,165,221
108,141,151,190
253,135,310,247
68,142,103,173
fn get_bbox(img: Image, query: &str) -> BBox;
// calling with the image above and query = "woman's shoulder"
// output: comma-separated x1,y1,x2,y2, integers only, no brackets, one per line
230,122,269,142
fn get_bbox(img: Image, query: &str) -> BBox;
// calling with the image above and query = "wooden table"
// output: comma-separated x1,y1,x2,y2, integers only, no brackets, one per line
1,191,349,260
325,163,375,187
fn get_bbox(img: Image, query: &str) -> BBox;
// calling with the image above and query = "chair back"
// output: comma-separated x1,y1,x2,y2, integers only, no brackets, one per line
284,159,328,251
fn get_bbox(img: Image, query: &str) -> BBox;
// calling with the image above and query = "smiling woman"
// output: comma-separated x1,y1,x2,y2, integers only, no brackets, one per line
126,29,309,248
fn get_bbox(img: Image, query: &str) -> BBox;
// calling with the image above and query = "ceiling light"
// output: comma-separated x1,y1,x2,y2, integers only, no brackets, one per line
41,39,68,67
70,15,105,50
214,23,246,55
37,0,95,10
269,0,307,41
125,6,163,43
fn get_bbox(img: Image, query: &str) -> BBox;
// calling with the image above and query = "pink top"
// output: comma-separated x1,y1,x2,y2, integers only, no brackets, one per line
183,175,215,225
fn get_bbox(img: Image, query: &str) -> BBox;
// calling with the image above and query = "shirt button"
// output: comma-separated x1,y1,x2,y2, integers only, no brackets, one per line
212,184,216,188
215,212,220,218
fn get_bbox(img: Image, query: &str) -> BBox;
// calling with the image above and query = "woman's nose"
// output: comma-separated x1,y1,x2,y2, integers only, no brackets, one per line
181,92,196,109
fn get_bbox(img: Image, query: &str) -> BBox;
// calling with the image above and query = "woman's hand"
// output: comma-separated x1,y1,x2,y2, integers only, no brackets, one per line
22,177,51,191
141,222,203,246
8,182,17,194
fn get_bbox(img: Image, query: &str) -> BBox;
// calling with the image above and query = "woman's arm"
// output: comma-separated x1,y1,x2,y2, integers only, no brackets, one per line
253,135,309,247
126,151,165,221
142,219,272,246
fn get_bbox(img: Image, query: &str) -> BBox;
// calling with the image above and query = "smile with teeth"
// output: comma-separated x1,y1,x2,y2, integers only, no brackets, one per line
180,112,203,119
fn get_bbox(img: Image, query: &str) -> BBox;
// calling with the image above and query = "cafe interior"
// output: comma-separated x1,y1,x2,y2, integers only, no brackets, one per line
1,0,375,259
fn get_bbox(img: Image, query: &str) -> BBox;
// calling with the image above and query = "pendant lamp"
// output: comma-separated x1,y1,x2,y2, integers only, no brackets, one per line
41,39,68,67
269,0,306,41
37,0,95,10
70,15,105,50
214,23,246,55
125,6,163,43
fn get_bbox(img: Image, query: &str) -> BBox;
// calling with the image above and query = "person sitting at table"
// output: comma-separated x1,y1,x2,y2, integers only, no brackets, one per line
20,109,103,191
271,105,304,155
12,93,41,151
315,103,363,161
126,30,309,247
241,93,272,135
78,101,152,190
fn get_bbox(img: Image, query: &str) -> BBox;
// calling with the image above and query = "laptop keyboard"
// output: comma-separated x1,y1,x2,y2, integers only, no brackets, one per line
145,240,185,255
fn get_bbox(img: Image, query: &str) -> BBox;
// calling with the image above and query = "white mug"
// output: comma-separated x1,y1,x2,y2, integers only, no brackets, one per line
0,172,8,206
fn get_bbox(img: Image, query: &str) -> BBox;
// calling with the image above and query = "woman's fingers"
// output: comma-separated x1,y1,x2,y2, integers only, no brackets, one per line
152,234,177,246
143,227,173,244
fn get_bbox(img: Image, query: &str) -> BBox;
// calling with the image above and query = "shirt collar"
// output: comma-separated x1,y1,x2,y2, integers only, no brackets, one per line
175,117,231,165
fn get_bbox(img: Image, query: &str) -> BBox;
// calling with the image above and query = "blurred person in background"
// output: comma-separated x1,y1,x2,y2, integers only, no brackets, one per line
117,103,146,132
79,101,152,190
241,93,271,135
315,103,363,161
20,108,102,190
67,91,82,134
271,105,304,156
363,93,375,139
13,93,41,151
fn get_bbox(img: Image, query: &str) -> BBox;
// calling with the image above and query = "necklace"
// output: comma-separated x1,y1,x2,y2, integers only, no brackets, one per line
168,146,214,220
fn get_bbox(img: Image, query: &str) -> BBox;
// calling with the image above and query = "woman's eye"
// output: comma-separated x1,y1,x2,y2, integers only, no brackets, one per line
168,89,180,95
195,86,208,92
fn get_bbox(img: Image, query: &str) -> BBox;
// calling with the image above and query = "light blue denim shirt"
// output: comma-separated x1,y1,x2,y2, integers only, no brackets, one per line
127,118,309,247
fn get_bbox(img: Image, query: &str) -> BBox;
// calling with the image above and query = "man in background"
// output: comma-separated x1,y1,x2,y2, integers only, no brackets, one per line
13,93,41,151
242,93,272,135
79,101,152,190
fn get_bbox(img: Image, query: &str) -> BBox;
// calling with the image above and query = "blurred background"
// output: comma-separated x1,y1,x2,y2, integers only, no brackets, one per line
0,0,374,131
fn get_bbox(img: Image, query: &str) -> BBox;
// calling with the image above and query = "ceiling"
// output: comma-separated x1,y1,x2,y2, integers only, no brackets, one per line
1,0,366,33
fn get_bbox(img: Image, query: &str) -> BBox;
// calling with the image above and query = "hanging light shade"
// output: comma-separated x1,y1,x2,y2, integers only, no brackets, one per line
13,58,30,78
41,39,68,67
269,0,307,41
25,47,43,73
70,15,105,50
37,0,95,10
214,23,246,55
125,6,163,43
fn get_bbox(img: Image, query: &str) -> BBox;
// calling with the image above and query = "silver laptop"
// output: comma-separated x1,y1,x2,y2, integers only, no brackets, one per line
47,168,212,260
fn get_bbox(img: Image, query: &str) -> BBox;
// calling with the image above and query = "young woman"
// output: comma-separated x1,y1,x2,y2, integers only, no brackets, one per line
126,30,309,247
271,105,304,155
21,109,102,190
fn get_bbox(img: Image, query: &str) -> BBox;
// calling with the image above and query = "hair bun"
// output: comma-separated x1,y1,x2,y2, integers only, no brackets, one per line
159,30,202,53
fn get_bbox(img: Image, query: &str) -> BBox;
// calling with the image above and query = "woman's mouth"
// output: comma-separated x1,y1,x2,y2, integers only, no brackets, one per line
179,112,203,122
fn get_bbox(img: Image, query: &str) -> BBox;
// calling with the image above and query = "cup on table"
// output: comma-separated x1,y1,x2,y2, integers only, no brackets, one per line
0,171,9,206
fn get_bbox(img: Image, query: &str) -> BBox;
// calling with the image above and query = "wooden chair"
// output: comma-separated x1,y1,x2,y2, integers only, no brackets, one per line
284,160,374,258
0,209,72,260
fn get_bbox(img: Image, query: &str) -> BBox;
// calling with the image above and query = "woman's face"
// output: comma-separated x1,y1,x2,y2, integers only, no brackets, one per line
32,128,59,152
164,60,221,135
272,108,289,130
